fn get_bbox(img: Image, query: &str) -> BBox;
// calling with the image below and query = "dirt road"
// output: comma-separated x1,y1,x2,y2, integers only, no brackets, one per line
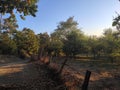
0,60,41,89
0,59,65,90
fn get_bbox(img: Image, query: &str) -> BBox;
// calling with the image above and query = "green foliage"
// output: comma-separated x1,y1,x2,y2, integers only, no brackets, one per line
98,28,120,62
0,0,39,18
48,36,63,56
63,29,84,56
1,15,18,33
52,17,79,40
0,1,39,58
14,28,39,58
0,14,119,63
51,17,85,56
83,36,99,59
37,32,50,56
37,32,50,47
0,33,17,54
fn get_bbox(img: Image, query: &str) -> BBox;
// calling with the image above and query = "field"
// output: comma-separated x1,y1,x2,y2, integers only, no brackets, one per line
51,57,120,90
0,55,120,90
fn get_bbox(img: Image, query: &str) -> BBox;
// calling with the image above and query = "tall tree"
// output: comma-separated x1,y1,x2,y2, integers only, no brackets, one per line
101,28,120,62
51,17,83,56
1,15,18,33
48,35,63,57
14,28,39,58
87,36,98,59
63,29,84,57
37,32,50,59
0,0,39,32
52,17,78,40
0,33,17,54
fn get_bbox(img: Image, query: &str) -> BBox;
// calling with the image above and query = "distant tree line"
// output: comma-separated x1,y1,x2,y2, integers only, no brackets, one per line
0,17,120,62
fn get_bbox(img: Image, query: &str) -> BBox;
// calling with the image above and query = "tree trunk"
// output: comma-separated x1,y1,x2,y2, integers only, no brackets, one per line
38,47,44,60
0,14,2,33
59,58,68,74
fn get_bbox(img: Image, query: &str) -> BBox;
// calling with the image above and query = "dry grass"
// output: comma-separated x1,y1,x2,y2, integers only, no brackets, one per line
51,57,120,90
0,55,119,90
0,55,67,90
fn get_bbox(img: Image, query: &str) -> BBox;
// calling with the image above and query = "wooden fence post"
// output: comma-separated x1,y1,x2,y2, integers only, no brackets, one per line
82,70,91,90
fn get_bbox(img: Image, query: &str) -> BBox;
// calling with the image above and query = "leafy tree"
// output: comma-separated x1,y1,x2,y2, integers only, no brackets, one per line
14,28,39,58
82,28,120,62
37,32,50,58
48,35,63,57
52,17,78,40
0,33,17,54
113,15,120,32
0,0,38,18
63,29,84,57
0,0,39,33
112,0,120,33
51,17,84,57
2,16,18,33
102,29,116,54
0,15,18,36
87,36,99,59
101,28,120,62
80,36,91,57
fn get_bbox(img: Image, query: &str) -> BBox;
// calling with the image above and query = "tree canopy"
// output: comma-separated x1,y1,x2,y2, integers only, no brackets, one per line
0,0,38,18
14,28,39,58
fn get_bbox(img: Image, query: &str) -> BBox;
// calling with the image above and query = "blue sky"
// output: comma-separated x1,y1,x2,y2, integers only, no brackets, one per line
17,0,120,36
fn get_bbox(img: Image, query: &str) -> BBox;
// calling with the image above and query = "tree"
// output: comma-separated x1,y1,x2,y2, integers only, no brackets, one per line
113,15,120,32
112,0,120,33
0,15,18,48
0,33,17,54
0,15,18,35
87,36,99,59
48,35,63,57
80,36,91,57
101,28,120,62
0,0,39,32
37,32,50,59
0,0,38,18
102,29,116,54
52,17,78,40
14,28,39,58
51,17,84,57
63,29,84,57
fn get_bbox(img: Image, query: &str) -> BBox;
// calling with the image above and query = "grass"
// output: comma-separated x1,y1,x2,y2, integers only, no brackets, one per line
72,58,120,69
51,57,120,90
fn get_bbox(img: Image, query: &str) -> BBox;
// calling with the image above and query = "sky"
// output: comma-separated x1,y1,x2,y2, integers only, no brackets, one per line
16,0,120,36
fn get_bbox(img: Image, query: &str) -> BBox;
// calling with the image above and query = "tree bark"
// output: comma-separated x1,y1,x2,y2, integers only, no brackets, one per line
59,58,68,74
0,14,2,33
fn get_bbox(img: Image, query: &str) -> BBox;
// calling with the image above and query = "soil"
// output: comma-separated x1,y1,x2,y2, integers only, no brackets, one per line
53,58,120,90
0,56,65,90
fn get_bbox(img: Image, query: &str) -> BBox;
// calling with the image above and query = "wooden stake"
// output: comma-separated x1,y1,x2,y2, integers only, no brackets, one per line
82,70,91,90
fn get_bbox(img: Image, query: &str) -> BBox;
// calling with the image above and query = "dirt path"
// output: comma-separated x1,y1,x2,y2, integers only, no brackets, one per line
0,59,65,90
0,60,40,88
